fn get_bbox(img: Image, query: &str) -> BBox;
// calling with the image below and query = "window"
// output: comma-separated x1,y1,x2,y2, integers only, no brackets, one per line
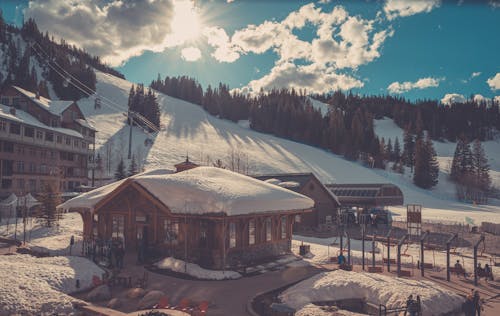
29,163,36,173
281,216,287,239
112,215,125,240
50,151,56,159
29,179,36,191
81,141,86,149
40,164,47,174
249,219,255,245
17,179,24,189
1,97,9,105
1,160,13,176
56,135,62,144
74,139,79,147
65,137,71,145
9,123,20,135
229,222,236,248
1,179,12,189
3,141,14,153
0,120,6,131
16,161,24,173
266,218,272,242
24,127,34,137
36,130,43,140
45,132,54,142
164,219,179,244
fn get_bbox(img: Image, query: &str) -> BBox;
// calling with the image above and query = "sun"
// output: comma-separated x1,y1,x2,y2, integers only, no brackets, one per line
170,0,203,44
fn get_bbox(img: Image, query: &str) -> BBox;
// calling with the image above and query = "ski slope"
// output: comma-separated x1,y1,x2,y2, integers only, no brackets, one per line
76,71,500,224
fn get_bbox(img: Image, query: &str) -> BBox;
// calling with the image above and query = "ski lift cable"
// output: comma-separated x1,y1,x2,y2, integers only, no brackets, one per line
30,42,159,132
32,43,160,133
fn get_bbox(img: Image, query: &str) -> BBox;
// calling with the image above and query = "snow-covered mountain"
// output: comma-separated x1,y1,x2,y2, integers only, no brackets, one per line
76,71,500,224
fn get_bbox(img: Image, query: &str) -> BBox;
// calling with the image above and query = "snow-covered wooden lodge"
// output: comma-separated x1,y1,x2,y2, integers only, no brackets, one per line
58,167,314,269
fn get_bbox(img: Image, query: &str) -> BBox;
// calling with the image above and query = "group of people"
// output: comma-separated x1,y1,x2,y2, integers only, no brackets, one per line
404,294,422,316
454,260,494,281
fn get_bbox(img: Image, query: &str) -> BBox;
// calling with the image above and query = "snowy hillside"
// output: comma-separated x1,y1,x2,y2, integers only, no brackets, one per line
77,71,500,224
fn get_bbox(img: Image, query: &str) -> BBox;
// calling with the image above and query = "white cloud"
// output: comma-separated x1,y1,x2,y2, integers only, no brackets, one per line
487,73,500,91
384,0,441,20
471,71,481,78
24,0,207,67
441,93,466,105
237,62,364,95
202,26,240,63
181,47,201,62
490,1,500,9
387,77,442,94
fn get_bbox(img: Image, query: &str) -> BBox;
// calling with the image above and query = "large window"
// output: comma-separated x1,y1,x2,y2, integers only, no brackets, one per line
229,222,236,248
0,120,6,131
112,215,125,240
16,161,24,173
45,132,54,142
248,219,255,245
164,219,179,245
266,218,272,242
24,127,34,137
281,216,287,239
36,130,43,140
9,123,20,135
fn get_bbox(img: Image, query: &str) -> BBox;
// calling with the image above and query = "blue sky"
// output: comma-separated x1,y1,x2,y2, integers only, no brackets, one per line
1,0,500,102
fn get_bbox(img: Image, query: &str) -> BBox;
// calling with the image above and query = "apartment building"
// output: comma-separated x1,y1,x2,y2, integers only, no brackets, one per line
0,86,96,198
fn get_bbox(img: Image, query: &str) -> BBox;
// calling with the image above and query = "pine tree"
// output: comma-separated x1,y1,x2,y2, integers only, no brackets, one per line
471,139,491,192
393,137,401,162
413,135,439,189
38,182,61,227
386,138,393,161
403,126,415,171
128,155,138,177
450,138,466,181
427,135,439,188
115,158,127,180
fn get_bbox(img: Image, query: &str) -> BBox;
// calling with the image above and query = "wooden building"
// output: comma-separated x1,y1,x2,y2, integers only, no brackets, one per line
253,173,341,230
325,183,404,208
58,167,313,269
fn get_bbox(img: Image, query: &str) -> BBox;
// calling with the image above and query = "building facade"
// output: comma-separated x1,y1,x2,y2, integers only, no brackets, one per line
253,173,341,230
0,86,96,198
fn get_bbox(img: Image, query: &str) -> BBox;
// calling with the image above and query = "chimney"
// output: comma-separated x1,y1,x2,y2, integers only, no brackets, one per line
35,91,40,99
9,107,16,116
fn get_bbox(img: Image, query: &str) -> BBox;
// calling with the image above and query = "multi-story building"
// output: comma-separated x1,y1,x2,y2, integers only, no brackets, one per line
0,85,96,198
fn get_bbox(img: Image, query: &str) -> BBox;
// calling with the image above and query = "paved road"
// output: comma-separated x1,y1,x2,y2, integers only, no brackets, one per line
94,263,322,316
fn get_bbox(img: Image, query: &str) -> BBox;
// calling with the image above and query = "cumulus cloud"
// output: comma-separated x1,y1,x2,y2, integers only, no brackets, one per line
181,47,201,62
487,73,500,91
387,77,442,94
384,0,441,20
24,0,201,66
471,72,481,78
441,93,466,105
237,62,364,95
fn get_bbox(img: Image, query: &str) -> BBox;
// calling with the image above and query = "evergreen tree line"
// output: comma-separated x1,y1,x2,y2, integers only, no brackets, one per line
128,84,161,130
114,155,139,180
450,138,491,203
0,14,123,100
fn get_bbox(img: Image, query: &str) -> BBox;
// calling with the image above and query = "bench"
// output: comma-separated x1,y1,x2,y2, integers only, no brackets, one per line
383,258,396,264
399,270,411,277
422,262,433,269
368,266,383,273
449,267,467,277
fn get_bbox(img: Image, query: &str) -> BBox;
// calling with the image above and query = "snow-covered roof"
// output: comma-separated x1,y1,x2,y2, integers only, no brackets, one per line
0,193,17,207
12,86,74,115
75,118,96,131
0,104,84,138
59,167,314,216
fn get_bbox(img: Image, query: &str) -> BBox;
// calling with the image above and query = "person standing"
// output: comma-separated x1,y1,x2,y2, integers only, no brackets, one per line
473,290,482,316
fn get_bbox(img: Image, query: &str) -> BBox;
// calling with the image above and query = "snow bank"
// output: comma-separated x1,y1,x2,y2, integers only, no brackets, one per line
280,270,464,316
0,255,104,315
60,166,314,216
155,257,241,280
0,212,83,254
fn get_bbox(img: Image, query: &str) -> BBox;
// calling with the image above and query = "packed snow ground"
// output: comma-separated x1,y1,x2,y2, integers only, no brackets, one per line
74,71,500,224
155,257,242,280
280,270,464,316
0,255,103,315
0,212,83,254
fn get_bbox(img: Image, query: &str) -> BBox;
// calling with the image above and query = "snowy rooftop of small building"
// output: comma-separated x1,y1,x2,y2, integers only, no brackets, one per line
0,104,84,138
12,86,74,115
58,167,314,216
